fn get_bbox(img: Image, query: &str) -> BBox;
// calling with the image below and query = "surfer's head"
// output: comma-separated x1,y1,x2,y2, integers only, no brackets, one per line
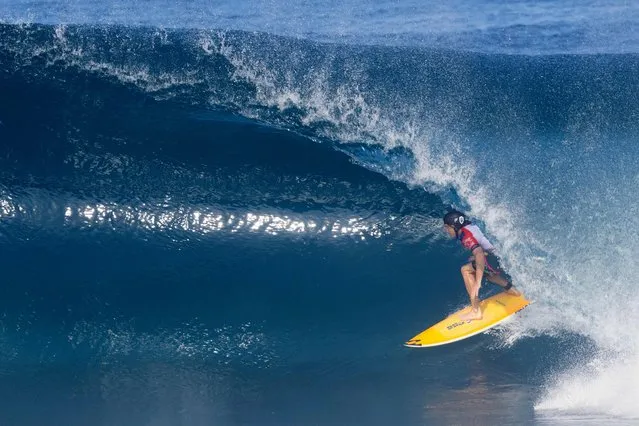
443,210,468,236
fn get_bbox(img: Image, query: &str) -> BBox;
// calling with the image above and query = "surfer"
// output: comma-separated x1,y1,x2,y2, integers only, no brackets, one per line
443,210,520,321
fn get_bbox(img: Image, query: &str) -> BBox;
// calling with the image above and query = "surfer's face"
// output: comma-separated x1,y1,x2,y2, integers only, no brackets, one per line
444,224,456,238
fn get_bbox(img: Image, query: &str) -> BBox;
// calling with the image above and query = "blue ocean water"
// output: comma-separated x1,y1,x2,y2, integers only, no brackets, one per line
2,1,639,425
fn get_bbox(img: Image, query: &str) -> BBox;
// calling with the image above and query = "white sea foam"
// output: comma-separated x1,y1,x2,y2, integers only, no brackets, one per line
535,351,639,419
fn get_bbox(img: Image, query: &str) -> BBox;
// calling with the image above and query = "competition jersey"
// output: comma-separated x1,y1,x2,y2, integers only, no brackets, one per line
458,224,495,253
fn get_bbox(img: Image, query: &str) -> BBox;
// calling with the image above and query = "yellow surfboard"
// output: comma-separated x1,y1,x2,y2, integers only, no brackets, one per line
404,292,530,348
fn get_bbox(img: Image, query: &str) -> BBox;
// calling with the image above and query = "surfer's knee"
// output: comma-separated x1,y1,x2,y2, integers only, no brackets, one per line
461,263,474,275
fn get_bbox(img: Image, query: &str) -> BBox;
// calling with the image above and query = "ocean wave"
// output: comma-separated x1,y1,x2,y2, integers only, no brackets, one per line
3,22,639,419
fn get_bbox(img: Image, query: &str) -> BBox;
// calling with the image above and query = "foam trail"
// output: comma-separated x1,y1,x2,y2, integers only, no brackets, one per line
535,351,639,419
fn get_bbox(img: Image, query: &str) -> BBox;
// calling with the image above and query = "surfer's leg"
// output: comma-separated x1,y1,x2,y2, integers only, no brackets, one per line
482,256,521,296
460,263,482,321
486,274,521,296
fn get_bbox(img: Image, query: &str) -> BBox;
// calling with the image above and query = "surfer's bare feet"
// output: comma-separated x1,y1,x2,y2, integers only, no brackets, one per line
459,308,482,322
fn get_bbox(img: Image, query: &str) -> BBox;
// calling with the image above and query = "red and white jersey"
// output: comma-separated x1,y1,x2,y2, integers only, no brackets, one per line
458,224,495,253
